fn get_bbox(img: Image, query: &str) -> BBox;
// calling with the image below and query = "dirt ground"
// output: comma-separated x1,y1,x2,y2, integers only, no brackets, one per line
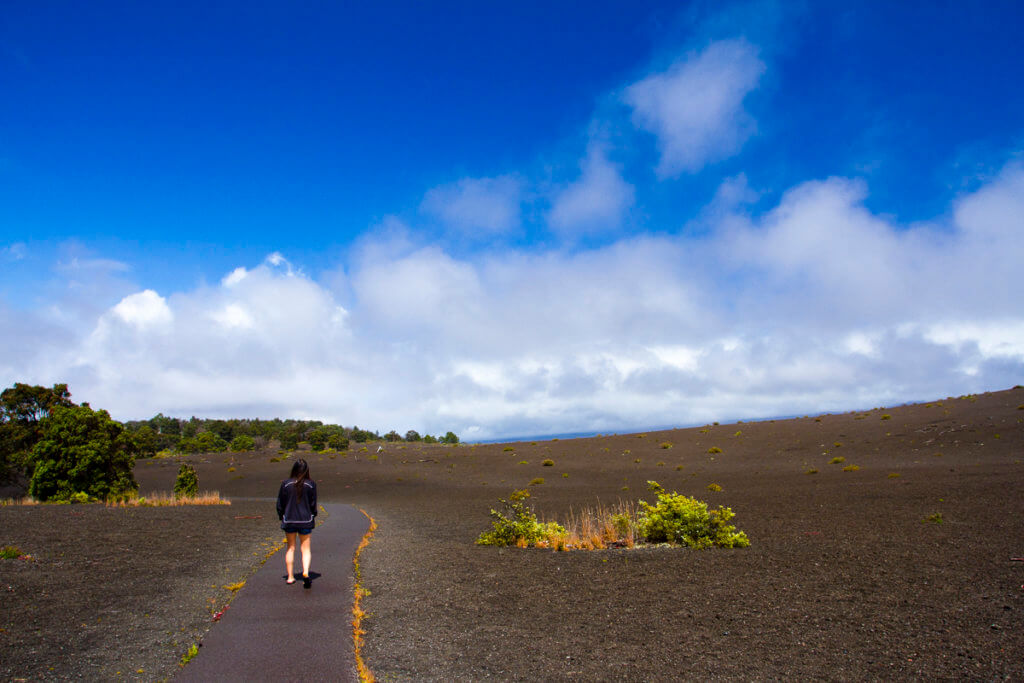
2,387,1023,680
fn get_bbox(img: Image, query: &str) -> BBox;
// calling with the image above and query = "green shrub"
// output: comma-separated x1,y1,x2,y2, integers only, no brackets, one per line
829,456,845,464
229,435,255,452
707,483,722,492
660,442,673,449
476,490,565,546
707,447,722,454
842,464,860,472
174,464,199,498
503,446,515,452
880,414,892,420
923,512,943,524
1,545,23,559
637,481,749,549
805,468,818,475
327,433,349,451
542,459,555,466
528,477,544,486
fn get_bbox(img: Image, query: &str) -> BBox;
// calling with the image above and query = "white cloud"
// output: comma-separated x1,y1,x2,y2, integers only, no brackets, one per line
624,39,765,176
112,290,173,329
421,175,523,237
547,144,635,237
2,166,1022,439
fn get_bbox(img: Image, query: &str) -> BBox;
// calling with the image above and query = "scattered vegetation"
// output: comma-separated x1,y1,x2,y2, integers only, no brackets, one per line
1,544,25,559
706,483,722,492
659,441,673,449
923,512,944,524
888,472,901,478
707,447,722,454
528,477,544,486
503,446,515,452
881,414,892,420
178,644,199,668
842,464,860,472
805,468,818,475
829,456,845,464
541,459,555,466
476,482,749,550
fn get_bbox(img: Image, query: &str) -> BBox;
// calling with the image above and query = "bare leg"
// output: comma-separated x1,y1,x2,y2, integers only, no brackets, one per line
299,533,312,578
284,532,297,583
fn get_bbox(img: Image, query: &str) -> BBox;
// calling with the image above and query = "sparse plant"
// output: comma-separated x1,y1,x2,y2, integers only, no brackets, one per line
842,464,860,472
833,441,842,447
174,464,199,498
503,446,515,452
179,643,199,667
707,483,722,492
881,414,892,420
562,473,569,478
518,460,528,465
476,490,565,547
675,465,684,471
829,456,845,464
1,545,24,559
656,461,665,466
805,468,818,475
542,459,554,466
733,431,742,437
660,441,673,449
888,472,901,478
528,477,544,486
227,466,236,473
622,449,631,455
923,512,943,524
707,447,722,454
633,458,641,464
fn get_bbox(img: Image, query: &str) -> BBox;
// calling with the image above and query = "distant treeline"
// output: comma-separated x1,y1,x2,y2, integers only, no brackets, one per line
122,414,460,455
0,381,458,500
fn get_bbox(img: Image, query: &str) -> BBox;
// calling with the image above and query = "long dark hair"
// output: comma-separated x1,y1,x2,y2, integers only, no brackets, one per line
290,459,310,501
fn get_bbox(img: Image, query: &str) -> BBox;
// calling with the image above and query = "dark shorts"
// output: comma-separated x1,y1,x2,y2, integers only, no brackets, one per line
281,524,313,535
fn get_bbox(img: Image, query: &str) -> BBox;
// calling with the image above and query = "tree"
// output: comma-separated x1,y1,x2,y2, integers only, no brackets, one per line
28,404,137,501
1,382,75,485
229,434,255,452
441,431,460,445
308,428,329,452
279,432,299,451
384,430,402,442
131,425,158,458
327,433,349,451
404,430,421,442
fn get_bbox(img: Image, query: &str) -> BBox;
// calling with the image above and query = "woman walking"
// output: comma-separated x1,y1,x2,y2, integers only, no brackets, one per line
276,459,317,588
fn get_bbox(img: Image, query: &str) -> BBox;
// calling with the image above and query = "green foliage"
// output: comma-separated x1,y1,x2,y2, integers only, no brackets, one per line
541,459,555,466
0,382,74,485
660,442,673,449
384,430,402,442
229,435,256,452
28,404,137,502
179,643,199,667
130,425,158,458
829,456,845,464
476,489,565,546
923,511,943,524
503,446,515,452
422,434,438,444
528,477,544,486
842,464,860,471
1,545,24,559
279,432,300,450
880,414,892,420
441,431,460,445
327,433,349,451
174,464,199,498
707,447,722,454
637,481,749,549
707,483,723,492
404,430,421,442
307,428,329,452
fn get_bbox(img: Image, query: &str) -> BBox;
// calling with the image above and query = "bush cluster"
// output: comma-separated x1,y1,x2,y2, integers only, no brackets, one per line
637,482,749,549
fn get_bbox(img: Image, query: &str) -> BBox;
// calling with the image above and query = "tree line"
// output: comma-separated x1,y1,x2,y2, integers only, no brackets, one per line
0,382,459,501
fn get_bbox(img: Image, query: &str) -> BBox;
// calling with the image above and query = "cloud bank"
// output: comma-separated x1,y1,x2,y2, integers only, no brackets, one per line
4,163,1022,439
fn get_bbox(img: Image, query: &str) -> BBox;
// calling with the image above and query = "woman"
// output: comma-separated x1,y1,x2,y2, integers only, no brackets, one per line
276,459,317,587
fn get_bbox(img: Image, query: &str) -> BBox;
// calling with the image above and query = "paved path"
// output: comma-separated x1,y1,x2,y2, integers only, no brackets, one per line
177,503,370,682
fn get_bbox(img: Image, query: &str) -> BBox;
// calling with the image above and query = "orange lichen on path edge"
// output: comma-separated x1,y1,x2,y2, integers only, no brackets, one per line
353,509,378,683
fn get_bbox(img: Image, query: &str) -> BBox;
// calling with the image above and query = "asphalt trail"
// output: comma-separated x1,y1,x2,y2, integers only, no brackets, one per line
177,503,369,682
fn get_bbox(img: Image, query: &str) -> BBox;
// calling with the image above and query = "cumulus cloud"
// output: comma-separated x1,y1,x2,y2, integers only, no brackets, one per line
547,144,635,237
624,39,765,176
421,175,523,237
3,165,1022,440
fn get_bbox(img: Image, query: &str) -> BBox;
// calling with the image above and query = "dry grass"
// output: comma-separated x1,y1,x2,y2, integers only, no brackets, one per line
107,492,230,507
353,510,378,683
536,500,638,551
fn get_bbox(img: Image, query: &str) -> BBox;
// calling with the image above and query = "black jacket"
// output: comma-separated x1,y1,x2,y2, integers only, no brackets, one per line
276,478,317,531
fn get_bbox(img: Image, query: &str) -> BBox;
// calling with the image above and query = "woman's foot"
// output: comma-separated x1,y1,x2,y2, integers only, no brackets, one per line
302,574,311,589
286,577,296,584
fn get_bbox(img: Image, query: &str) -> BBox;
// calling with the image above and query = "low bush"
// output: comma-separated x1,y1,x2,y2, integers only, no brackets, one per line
637,481,749,549
476,490,565,547
528,477,544,486
707,447,722,454
1,545,24,559
842,464,860,472
707,483,722,492
660,442,673,449
542,459,555,466
829,456,845,464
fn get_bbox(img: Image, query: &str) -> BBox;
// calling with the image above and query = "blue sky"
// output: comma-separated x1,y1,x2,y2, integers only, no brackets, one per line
2,1,1023,439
